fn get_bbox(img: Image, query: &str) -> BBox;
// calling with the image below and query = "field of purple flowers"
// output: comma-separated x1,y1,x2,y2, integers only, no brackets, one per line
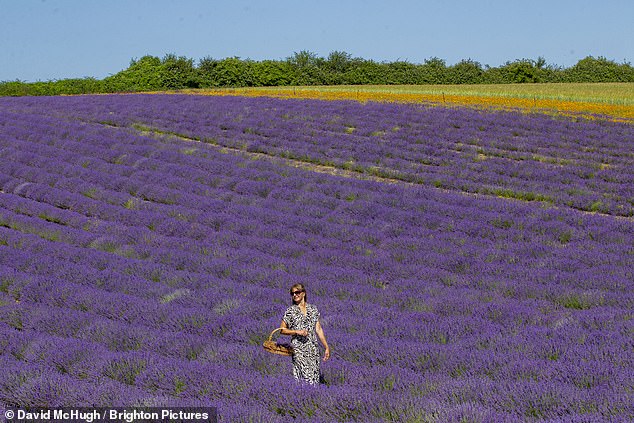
0,94,632,422
15,94,633,216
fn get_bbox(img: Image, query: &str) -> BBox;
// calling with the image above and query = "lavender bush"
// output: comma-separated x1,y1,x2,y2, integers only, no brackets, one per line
0,95,632,422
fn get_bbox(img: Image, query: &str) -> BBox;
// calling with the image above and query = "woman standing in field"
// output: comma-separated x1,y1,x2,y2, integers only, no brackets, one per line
280,283,330,384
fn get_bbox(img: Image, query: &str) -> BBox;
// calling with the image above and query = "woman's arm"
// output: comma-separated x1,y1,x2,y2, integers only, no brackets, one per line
315,320,330,361
280,320,307,337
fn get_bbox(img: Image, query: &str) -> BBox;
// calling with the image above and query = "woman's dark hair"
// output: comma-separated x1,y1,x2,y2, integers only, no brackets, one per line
290,283,307,304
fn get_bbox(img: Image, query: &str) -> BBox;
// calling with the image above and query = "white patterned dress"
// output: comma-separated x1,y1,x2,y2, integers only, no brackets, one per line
282,303,321,384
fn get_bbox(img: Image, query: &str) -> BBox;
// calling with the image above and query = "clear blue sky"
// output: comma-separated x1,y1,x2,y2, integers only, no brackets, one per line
1,0,633,82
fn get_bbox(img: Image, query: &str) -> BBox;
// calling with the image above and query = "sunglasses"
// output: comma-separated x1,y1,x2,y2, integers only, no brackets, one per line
290,290,304,296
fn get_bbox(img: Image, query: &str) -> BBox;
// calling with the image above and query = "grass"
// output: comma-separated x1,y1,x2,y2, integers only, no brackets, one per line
255,83,634,105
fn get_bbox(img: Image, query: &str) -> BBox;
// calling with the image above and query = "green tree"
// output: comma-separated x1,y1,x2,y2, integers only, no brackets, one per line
323,51,355,84
386,61,420,84
337,59,382,85
326,51,353,73
252,60,293,86
564,56,634,82
4,51,634,96
419,57,447,84
103,55,166,92
497,59,542,83
210,57,254,87
287,50,326,85
447,59,484,84
197,56,220,88
161,54,199,89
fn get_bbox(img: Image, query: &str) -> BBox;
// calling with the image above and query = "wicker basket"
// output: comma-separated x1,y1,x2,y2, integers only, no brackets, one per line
263,328,294,356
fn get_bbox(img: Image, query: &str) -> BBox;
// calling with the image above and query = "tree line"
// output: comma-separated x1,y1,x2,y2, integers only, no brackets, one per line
2,51,633,96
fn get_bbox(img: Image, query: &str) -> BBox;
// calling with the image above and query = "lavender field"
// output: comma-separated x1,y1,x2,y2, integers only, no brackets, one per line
0,94,632,422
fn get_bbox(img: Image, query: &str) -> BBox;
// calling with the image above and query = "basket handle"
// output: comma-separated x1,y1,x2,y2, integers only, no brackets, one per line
268,327,284,341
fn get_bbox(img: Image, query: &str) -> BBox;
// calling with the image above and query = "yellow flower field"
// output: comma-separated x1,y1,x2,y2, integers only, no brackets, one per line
171,83,634,123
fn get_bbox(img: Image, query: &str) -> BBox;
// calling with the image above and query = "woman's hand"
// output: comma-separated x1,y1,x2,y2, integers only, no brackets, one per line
296,329,308,337
316,320,330,361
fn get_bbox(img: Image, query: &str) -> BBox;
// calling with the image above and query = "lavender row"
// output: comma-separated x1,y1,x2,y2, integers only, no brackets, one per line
4,201,629,345
2,207,628,420
3,176,628,312
0,114,628,262
1,107,628,324
2,301,631,422
4,221,629,349
2,278,632,421
4,94,632,216
2,114,628,320
2,103,628,245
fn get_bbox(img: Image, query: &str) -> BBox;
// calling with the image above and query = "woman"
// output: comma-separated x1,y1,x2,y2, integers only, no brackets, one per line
280,283,330,384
